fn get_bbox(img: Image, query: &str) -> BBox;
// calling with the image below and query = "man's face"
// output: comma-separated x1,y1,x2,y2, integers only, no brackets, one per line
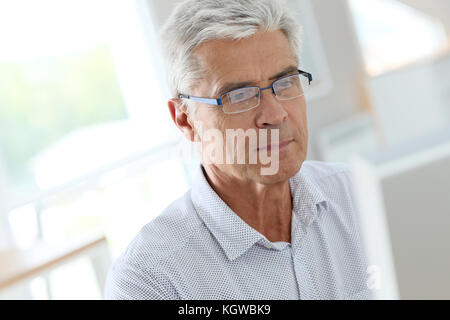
190,30,308,184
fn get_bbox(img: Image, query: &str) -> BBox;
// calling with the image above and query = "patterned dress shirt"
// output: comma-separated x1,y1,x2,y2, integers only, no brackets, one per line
104,161,373,300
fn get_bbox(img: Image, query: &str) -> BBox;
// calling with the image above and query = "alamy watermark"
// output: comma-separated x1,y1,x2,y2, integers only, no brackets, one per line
366,265,381,290
183,121,283,176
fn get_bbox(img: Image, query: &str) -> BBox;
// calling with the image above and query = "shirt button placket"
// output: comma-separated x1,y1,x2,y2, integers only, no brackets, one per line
292,253,318,300
291,223,318,300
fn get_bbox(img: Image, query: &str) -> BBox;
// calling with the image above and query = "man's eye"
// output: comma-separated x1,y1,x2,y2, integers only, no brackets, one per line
278,80,293,88
231,91,252,103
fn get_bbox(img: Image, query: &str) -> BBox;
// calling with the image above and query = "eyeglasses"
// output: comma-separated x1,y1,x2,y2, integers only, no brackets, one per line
179,69,312,114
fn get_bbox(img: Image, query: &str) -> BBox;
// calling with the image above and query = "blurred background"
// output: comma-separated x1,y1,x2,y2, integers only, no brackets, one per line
0,0,449,299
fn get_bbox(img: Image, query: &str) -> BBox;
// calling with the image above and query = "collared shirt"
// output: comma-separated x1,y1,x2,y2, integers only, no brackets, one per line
104,161,373,300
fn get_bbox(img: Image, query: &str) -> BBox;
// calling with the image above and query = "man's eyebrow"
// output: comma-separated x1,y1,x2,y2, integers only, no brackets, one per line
213,65,298,97
214,81,255,97
268,65,298,80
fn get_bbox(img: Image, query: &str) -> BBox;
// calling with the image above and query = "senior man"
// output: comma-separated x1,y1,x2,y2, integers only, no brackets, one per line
105,0,372,300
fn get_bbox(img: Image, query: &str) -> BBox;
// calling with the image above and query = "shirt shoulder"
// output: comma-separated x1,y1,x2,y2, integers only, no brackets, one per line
104,190,202,299
125,191,202,263
301,160,356,204
300,160,361,231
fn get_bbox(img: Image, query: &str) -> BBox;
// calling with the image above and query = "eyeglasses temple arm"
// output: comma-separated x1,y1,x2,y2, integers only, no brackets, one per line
178,94,222,106
298,69,313,83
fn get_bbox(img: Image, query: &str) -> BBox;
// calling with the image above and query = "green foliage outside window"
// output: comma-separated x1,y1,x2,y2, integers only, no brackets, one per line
0,45,127,191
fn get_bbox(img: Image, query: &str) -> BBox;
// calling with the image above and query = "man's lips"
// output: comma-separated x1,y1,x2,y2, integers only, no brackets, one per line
257,139,294,151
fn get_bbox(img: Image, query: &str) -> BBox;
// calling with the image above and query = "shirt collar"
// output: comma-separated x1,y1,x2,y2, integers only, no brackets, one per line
190,164,328,261
289,164,328,228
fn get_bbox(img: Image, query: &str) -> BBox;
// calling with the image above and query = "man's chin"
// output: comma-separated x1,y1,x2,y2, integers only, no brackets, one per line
204,156,304,183
251,158,304,185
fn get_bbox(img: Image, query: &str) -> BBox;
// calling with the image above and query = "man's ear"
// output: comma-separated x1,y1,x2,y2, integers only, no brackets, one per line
168,98,195,142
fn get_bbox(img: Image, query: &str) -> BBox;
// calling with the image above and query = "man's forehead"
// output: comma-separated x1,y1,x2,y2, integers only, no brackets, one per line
192,31,297,96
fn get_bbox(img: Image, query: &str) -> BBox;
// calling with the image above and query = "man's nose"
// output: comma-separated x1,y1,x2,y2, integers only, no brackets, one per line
255,88,288,128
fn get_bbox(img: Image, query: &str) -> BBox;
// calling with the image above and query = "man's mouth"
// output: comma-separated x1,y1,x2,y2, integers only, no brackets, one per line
257,139,294,151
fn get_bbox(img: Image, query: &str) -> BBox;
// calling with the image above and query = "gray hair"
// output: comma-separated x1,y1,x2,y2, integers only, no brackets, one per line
160,0,302,113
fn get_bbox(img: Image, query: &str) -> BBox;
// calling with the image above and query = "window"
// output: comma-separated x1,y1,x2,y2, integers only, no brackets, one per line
0,0,178,206
348,0,448,76
0,0,187,299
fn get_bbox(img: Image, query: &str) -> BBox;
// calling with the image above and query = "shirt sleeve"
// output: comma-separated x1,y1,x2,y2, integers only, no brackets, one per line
104,259,179,300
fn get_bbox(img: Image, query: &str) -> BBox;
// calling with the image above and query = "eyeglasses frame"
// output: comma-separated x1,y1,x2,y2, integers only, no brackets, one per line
178,69,312,114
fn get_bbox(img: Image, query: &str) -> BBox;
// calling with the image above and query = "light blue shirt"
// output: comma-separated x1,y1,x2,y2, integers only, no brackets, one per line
104,161,373,300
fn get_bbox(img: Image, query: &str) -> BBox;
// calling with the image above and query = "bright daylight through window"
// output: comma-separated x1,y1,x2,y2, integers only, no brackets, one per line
0,0,187,299
348,0,448,76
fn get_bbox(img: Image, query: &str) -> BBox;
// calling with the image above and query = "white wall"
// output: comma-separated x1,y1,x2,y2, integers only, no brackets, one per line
434,53,450,120
369,53,450,147
145,0,369,161
351,127,450,299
